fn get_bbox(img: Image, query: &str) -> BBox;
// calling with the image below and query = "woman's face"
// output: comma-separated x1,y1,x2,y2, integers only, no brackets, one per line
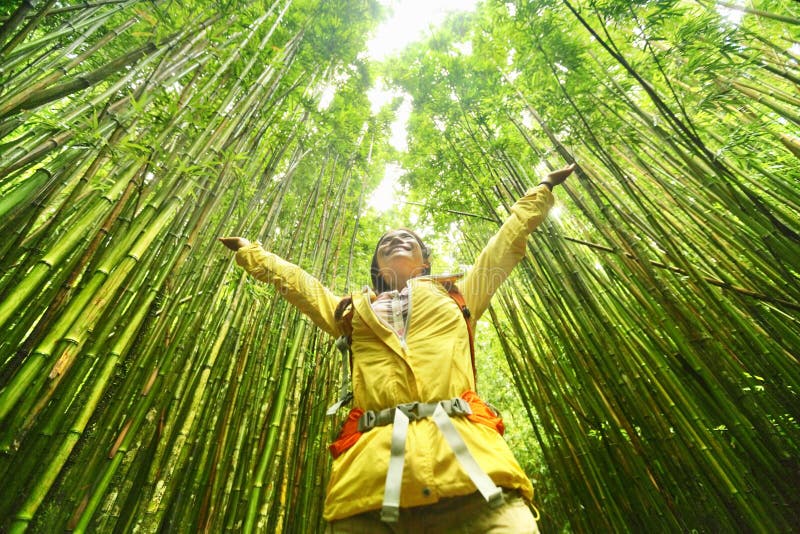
375,230,429,289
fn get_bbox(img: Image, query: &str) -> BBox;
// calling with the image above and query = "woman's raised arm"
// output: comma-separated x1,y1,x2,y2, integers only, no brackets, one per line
460,163,575,321
220,237,341,337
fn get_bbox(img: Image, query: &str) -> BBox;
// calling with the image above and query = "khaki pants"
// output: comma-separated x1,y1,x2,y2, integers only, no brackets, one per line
326,491,540,534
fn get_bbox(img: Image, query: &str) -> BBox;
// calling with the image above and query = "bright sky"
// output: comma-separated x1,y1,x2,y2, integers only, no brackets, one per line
718,6,744,25
365,0,479,211
365,0,479,62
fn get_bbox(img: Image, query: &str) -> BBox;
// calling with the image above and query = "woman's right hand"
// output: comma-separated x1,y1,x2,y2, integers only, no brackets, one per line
219,236,251,252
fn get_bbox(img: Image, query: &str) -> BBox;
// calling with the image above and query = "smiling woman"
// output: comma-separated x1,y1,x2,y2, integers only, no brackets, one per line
371,228,431,292
219,163,574,533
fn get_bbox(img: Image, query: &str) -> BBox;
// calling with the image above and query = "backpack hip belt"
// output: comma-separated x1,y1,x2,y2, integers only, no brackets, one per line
355,396,505,522
357,397,472,432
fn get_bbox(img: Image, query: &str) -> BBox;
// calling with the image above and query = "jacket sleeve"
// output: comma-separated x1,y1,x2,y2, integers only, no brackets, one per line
235,243,341,337
460,184,554,321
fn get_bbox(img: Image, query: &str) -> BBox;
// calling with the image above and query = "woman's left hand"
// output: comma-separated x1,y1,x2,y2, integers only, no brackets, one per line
540,163,576,189
219,236,251,251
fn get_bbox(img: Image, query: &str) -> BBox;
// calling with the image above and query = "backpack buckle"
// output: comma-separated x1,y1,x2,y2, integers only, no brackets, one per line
358,410,377,432
449,397,472,416
396,401,421,421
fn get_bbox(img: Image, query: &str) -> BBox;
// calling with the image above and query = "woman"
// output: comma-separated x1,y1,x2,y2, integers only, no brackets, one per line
220,163,574,533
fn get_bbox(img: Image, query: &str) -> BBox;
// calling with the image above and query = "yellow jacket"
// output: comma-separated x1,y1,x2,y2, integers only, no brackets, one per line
235,184,554,521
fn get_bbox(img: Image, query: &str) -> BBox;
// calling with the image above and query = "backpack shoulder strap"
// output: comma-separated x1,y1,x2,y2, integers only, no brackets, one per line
442,282,477,388
327,297,355,415
335,297,355,340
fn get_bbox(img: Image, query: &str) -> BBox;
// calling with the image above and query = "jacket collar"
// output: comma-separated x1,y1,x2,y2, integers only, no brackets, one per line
353,287,406,357
352,273,466,357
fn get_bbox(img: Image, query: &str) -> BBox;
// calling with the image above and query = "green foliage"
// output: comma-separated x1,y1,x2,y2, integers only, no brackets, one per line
0,0,799,532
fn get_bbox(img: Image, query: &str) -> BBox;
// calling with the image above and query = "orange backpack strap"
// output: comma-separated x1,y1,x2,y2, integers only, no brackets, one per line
442,282,477,388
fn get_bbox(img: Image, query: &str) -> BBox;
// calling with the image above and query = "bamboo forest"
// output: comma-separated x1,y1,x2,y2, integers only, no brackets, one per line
0,0,798,531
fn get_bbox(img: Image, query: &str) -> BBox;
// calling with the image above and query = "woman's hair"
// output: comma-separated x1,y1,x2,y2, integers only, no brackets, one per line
370,228,431,293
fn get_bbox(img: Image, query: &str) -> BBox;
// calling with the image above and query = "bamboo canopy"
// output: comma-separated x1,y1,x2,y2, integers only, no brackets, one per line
0,0,798,532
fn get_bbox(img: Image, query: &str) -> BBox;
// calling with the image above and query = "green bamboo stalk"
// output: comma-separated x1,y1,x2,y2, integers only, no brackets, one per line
1,41,158,119
0,0,133,22
0,16,139,118
0,2,129,72
8,286,156,532
0,166,132,327
0,167,51,220
243,315,305,533
0,0,39,46
0,172,188,426
3,0,798,531
0,0,58,58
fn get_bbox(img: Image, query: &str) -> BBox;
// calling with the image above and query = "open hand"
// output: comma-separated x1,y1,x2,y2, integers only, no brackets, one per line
541,163,576,189
219,236,251,252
